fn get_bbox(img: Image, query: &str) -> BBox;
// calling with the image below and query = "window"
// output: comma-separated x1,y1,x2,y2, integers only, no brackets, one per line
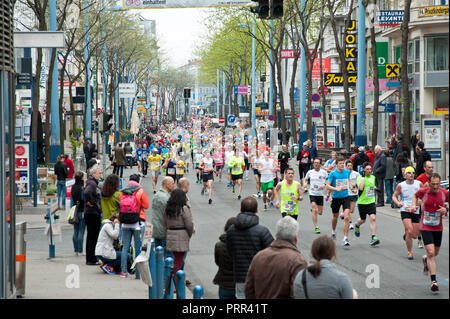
426,36,449,71
436,88,449,108
407,39,420,73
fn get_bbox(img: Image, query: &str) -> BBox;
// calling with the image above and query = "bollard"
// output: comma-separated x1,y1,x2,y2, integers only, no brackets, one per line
164,257,174,299
16,222,27,298
155,246,164,299
176,270,186,299
46,198,56,258
193,285,204,299
148,241,157,299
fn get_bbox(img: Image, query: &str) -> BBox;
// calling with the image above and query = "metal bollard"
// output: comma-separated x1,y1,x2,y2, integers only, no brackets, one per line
164,257,174,299
47,198,56,258
16,222,27,298
155,246,164,299
193,285,204,299
148,241,157,299
176,270,186,299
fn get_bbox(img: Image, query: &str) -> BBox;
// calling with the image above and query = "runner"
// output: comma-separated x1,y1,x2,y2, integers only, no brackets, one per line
416,160,433,188
163,155,177,182
274,167,303,220
213,147,224,182
303,158,328,234
392,166,424,260
194,148,203,184
354,162,380,246
251,150,262,198
412,173,449,294
242,141,250,181
224,145,235,188
200,150,215,204
140,144,150,178
326,156,352,246
175,156,185,183
147,148,163,194
258,151,277,210
324,151,337,174
297,142,310,192
278,145,291,181
346,160,361,230
228,148,245,200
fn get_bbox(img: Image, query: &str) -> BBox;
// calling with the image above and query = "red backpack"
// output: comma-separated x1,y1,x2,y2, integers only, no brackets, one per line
119,188,140,224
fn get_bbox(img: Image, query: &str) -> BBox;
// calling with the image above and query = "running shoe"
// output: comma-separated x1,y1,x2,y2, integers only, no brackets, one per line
208,198,212,205
238,195,241,200
422,256,429,275
258,192,262,198
120,272,128,278
325,194,330,202
407,252,414,260
264,204,267,211
343,238,350,246
349,222,354,230
101,264,115,275
340,212,344,220
314,227,320,234
355,224,360,237
430,281,440,294
370,237,380,246
153,190,156,194
331,232,336,240
270,202,275,208
417,240,424,249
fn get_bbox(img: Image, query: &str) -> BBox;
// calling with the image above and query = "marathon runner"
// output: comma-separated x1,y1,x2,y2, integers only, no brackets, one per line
224,145,235,188
200,151,215,205
163,155,177,182
148,148,164,194
413,173,449,294
258,151,277,210
274,167,303,220
251,150,262,198
278,145,291,181
303,158,328,234
141,144,150,177
136,143,143,176
416,160,434,188
228,148,245,200
213,147,224,182
242,141,250,181
346,160,360,230
392,166,424,260
194,148,203,184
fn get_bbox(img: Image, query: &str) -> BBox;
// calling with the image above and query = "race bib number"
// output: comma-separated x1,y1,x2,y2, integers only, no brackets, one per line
366,187,375,198
301,158,308,164
284,201,296,213
336,179,348,189
167,168,176,175
233,166,240,173
205,163,213,171
151,161,160,169
423,211,440,226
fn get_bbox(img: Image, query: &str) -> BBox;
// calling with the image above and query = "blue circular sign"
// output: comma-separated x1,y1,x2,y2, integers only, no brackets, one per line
228,115,236,123
312,93,320,102
268,115,274,121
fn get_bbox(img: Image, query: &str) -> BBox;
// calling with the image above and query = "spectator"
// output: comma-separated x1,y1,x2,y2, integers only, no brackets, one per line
393,135,410,161
120,174,149,278
415,141,431,177
164,189,194,280
95,213,131,275
227,196,274,299
416,160,434,188
113,143,126,178
63,154,75,179
84,164,103,265
100,174,120,221
354,147,370,172
124,142,133,169
293,235,357,299
373,145,387,207
70,171,86,256
54,155,68,210
384,150,395,205
411,130,420,157
349,146,359,166
151,176,176,259
213,217,237,300
245,216,307,299
306,139,318,163
84,140,91,170
365,145,375,166
394,153,413,185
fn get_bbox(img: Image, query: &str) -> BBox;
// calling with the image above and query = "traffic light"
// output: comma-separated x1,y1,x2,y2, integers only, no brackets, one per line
102,113,113,133
271,0,283,18
250,0,269,19
183,88,191,99
92,119,99,133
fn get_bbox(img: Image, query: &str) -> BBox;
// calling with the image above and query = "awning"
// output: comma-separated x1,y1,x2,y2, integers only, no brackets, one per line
366,89,397,108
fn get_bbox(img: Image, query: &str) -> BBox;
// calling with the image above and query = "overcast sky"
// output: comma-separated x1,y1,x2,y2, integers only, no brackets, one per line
141,8,211,68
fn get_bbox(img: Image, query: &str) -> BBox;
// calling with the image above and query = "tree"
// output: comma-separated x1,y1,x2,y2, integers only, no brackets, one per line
400,0,412,149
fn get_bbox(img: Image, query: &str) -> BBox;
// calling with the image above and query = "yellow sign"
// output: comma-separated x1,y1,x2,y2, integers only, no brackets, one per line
386,64,400,77
434,107,449,115
137,106,146,112
419,5,449,17
108,134,114,143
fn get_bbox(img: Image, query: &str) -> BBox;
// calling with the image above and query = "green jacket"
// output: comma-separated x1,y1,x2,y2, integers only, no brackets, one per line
100,191,120,221
151,189,171,239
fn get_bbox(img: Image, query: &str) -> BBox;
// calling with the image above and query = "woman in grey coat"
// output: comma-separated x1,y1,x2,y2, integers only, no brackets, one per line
384,151,395,205
164,189,194,276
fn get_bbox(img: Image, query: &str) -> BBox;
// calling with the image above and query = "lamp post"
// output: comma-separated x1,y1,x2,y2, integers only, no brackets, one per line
355,0,367,146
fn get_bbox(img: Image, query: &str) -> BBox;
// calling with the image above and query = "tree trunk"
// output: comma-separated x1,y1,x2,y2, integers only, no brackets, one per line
289,56,299,144
370,22,380,148
401,0,412,150
275,59,287,144
320,43,328,148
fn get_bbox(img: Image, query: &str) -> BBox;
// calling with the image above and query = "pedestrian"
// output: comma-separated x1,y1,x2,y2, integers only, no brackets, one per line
394,153,412,186
411,130,420,158
365,145,375,166
119,174,150,278
293,235,357,299
384,151,395,205
70,171,86,256
297,142,310,190
63,154,75,179
373,145,387,207
353,147,370,173
415,141,431,177
84,140,91,170
393,135,410,161
164,189,194,280
413,173,449,294
84,164,103,265
95,213,131,275
245,216,307,299
148,148,164,193
151,177,176,259
213,217,236,300
306,139,318,164
100,174,121,221
54,155,68,210
113,143,125,178
124,142,133,169
226,196,274,299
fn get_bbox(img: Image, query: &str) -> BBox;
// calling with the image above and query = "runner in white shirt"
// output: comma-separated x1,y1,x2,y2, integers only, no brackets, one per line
194,148,203,184
258,151,277,210
200,151,215,205
304,158,329,234
251,150,262,198
346,160,361,230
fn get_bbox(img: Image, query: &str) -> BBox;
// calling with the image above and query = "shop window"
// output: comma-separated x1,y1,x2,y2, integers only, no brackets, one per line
426,36,449,71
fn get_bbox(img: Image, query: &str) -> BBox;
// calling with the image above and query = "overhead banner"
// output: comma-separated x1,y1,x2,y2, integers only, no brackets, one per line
122,0,255,9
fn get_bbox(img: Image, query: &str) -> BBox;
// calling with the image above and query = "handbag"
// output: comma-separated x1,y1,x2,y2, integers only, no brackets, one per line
68,201,80,224
301,269,309,299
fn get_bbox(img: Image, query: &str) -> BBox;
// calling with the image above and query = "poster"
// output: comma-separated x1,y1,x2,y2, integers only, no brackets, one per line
15,142,32,197
316,127,336,149
123,0,254,9
424,127,441,149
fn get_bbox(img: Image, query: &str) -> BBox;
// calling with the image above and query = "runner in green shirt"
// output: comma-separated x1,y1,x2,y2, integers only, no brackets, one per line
354,162,380,246
228,149,246,200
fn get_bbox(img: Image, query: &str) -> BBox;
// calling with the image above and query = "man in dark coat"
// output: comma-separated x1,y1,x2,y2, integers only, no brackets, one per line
415,141,431,177
373,145,387,207
227,196,274,299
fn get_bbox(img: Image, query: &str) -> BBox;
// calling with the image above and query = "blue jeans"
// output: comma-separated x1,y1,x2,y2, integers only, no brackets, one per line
385,179,394,204
97,251,130,272
121,227,142,274
72,212,86,253
219,287,236,299
57,180,67,209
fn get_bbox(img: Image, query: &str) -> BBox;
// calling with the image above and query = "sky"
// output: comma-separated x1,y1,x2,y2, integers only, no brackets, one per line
140,8,211,68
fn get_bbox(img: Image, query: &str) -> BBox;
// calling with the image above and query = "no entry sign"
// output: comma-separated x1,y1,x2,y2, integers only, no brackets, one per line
312,93,320,102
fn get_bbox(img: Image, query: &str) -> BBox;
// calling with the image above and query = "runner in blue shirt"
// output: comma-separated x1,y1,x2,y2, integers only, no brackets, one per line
136,144,143,176
326,156,352,246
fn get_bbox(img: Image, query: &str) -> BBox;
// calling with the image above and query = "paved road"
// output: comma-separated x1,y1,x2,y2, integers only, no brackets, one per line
25,163,449,299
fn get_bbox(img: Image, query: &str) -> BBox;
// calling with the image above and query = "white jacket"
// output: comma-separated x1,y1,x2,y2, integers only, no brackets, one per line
95,220,120,260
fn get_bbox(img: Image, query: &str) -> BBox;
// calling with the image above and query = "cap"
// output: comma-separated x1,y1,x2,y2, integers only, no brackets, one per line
303,142,308,146
358,146,364,152
404,166,415,175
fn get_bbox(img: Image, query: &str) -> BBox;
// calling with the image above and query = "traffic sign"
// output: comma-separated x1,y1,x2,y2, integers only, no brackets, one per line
219,117,225,124
318,86,329,96
386,64,400,77
312,93,320,102
228,115,236,123
312,108,321,117
268,115,274,121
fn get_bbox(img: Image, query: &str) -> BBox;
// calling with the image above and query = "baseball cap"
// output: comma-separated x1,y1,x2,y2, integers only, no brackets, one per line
303,142,308,146
404,166,415,175
358,146,364,152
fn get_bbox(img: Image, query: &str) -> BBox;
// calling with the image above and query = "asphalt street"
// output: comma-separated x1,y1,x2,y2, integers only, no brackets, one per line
25,162,449,299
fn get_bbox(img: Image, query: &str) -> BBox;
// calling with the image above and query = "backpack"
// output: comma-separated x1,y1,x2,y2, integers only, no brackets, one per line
119,188,140,224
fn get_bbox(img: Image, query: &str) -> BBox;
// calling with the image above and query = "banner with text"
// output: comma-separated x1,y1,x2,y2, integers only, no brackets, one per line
122,0,255,9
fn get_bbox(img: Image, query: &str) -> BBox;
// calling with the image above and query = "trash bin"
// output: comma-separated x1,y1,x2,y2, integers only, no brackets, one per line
16,221,27,298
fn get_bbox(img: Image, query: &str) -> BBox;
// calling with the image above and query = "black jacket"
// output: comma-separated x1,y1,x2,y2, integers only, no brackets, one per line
54,161,68,181
70,180,85,212
83,177,102,216
213,233,235,290
373,152,387,179
354,151,370,169
226,212,274,283
416,149,431,177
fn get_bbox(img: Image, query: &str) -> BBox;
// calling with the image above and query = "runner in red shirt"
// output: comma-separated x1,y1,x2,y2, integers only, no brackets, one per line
415,160,433,187
412,173,449,294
